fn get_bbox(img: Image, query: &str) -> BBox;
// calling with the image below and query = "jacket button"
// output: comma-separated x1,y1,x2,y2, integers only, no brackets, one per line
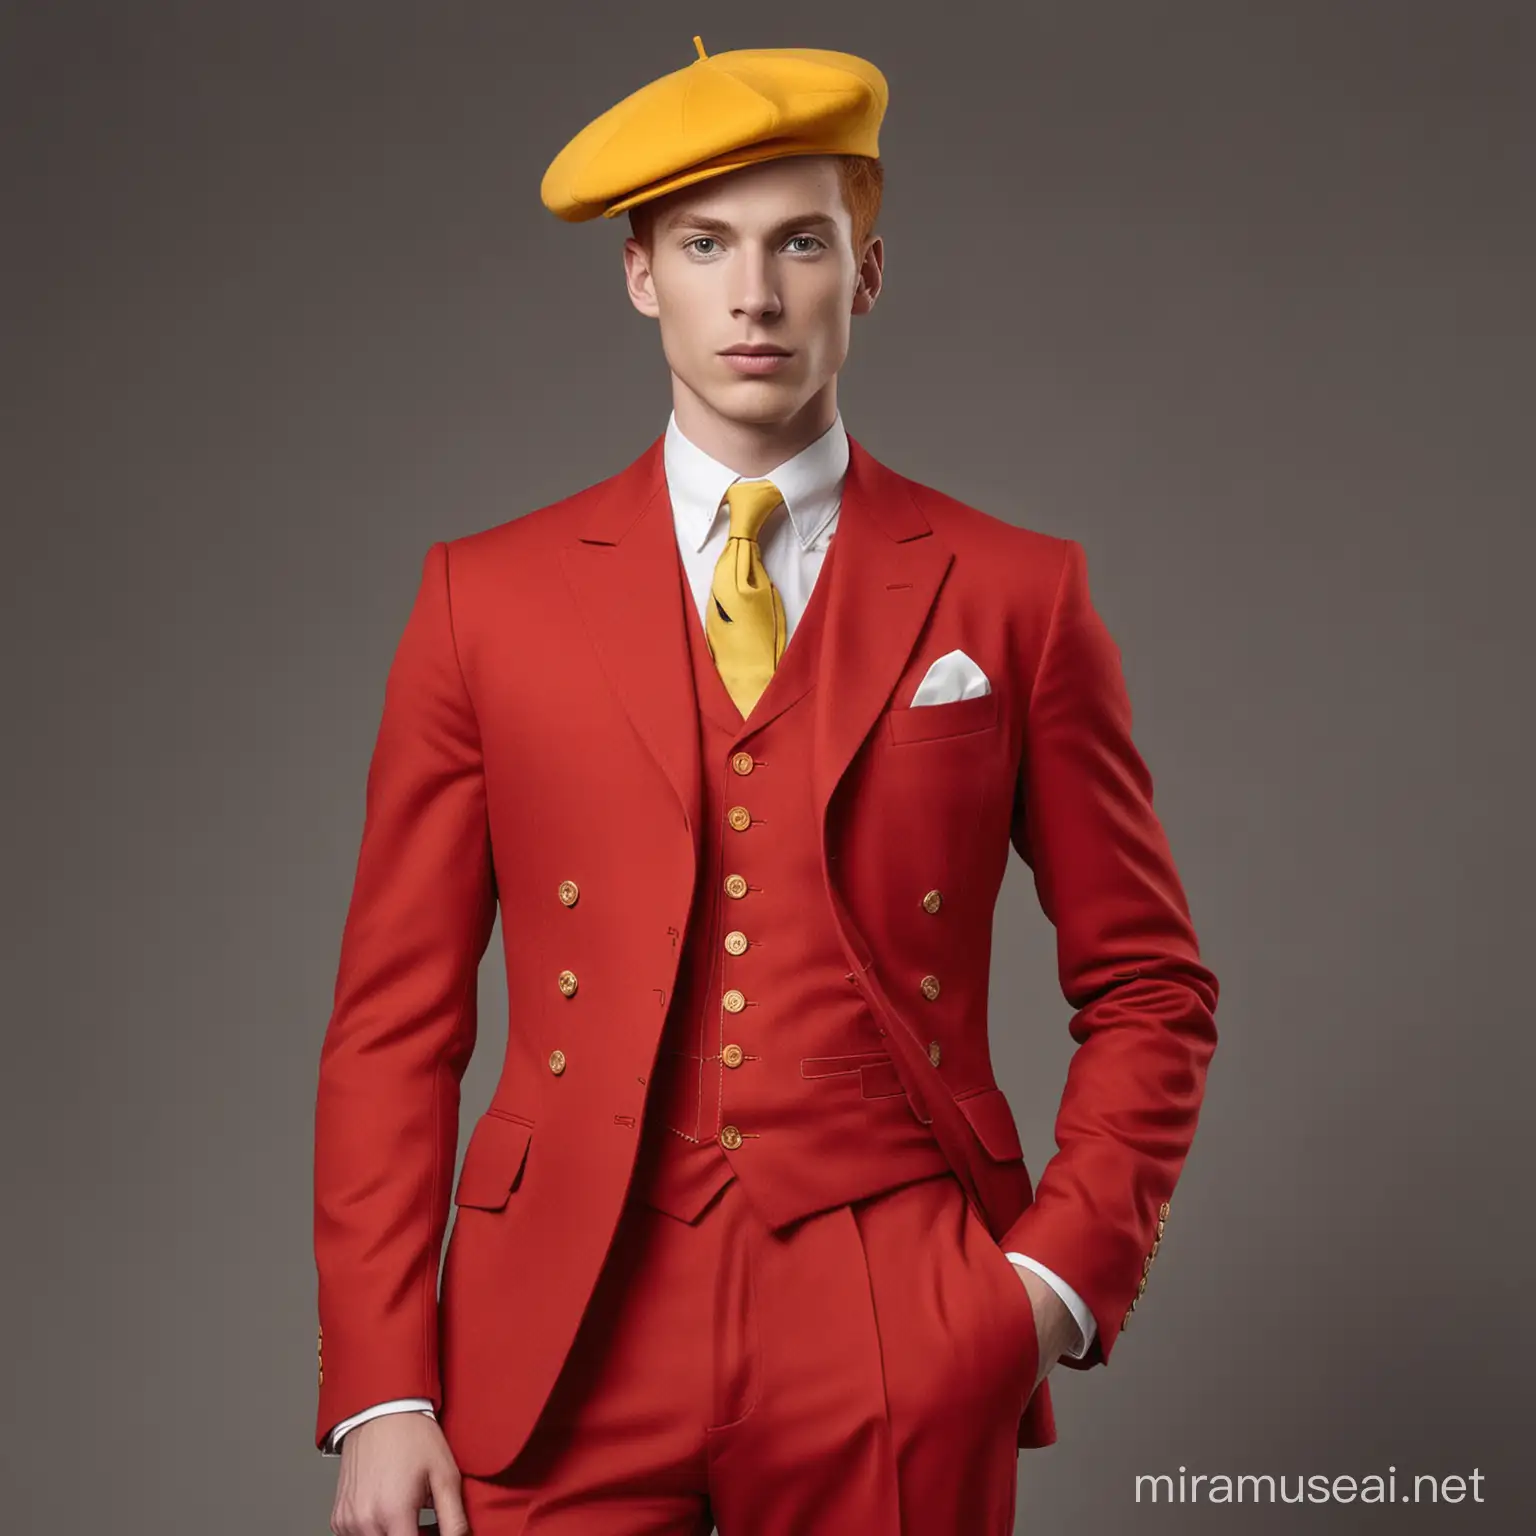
927,1039,942,1066
724,874,749,899
731,751,755,776
719,1124,744,1150
722,1043,744,1068
727,805,752,831
557,880,579,906
549,1049,567,1075
722,989,746,1013
919,974,941,1000
922,889,943,913
724,929,749,955
557,970,578,997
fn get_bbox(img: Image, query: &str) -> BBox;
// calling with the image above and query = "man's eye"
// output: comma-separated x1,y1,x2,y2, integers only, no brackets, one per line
787,236,824,253
687,237,718,254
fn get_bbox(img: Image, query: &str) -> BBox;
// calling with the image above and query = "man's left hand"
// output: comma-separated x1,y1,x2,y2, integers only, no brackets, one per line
1011,1262,1082,1396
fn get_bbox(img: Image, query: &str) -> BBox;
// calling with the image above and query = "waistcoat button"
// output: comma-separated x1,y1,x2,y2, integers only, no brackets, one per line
548,1049,567,1075
557,969,578,997
731,751,755,776
720,1124,743,1150
727,805,752,831
722,1043,744,1068
724,930,749,955
724,874,749,899
919,974,941,1000
558,879,579,906
722,989,746,1013
922,888,942,913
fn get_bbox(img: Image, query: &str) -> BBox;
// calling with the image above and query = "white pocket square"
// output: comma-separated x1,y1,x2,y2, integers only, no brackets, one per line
909,648,992,706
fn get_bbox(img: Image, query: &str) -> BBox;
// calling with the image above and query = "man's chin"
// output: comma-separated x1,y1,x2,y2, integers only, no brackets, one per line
697,383,802,426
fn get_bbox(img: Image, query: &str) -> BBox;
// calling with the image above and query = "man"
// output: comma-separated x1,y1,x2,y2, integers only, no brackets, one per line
314,38,1218,1536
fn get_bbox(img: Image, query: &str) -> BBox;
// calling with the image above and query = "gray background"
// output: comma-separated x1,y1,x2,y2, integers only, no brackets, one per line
2,1,1531,1530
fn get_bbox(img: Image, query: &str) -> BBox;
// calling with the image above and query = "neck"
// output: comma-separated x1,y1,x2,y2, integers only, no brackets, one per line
672,379,837,477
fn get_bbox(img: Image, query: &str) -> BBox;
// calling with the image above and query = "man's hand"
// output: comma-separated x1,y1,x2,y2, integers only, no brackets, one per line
330,1411,468,1536
1012,1263,1081,1397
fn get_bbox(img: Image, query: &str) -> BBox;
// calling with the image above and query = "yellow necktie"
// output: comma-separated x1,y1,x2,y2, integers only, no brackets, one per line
706,478,788,717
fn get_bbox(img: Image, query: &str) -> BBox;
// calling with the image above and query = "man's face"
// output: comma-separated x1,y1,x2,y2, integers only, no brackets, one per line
623,156,880,431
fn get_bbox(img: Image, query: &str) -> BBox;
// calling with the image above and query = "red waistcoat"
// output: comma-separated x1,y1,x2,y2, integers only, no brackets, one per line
629,527,951,1227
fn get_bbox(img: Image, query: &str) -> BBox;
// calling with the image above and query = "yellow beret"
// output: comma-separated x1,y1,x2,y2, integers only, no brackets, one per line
541,36,888,223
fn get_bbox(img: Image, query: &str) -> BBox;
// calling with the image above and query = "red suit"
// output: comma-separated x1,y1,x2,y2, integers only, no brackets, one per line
313,428,1218,1528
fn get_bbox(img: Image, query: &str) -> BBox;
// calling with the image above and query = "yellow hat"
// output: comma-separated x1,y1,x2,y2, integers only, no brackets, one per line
541,36,888,223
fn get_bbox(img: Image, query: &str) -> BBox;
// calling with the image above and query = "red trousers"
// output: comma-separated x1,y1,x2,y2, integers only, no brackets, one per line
458,1169,1039,1534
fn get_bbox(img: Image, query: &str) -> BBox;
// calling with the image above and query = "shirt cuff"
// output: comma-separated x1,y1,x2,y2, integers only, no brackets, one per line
321,1398,437,1457
1005,1252,1097,1359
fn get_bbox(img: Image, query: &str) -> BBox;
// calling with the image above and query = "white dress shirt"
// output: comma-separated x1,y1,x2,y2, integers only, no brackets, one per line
321,410,1094,1454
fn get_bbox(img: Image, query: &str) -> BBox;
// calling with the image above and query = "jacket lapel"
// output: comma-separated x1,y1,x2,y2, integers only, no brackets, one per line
811,434,954,836
557,429,955,887
559,434,704,867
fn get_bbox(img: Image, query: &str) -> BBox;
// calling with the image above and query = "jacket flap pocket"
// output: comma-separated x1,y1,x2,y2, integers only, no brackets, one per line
454,1112,533,1210
955,1085,1024,1162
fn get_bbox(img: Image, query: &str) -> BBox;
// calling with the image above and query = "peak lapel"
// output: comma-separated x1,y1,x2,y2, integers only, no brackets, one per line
812,435,955,839
558,435,704,864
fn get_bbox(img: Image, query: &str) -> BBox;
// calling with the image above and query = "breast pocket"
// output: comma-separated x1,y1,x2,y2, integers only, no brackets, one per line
885,689,999,746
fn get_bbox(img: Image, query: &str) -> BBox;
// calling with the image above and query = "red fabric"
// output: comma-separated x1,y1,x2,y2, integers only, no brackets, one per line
629,514,950,1229
458,1172,1033,1534
312,431,1219,1477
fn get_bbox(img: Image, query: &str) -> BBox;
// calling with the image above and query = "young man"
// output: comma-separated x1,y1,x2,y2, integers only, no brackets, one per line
314,39,1218,1536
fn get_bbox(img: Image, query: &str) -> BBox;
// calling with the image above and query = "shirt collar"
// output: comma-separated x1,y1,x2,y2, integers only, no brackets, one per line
663,408,848,553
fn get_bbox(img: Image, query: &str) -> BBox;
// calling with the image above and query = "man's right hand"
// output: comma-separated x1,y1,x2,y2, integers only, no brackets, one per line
329,1411,469,1536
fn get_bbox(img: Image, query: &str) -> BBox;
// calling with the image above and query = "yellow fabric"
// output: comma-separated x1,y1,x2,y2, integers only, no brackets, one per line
541,36,887,222
706,479,788,717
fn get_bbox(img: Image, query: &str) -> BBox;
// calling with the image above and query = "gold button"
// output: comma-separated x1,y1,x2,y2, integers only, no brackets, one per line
727,805,752,831
919,974,941,1000
731,751,755,776
724,929,749,955
724,873,749,899
549,1049,567,1075
722,1043,744,1068
557,969,578,997
722,988,746,1013
720,1124,743,1150
922,889,943,913
927,1039,942,1067
557,879,579,906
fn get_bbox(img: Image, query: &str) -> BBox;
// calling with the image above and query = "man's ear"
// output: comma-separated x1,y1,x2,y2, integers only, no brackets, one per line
622,238,660,318
852,234,884,314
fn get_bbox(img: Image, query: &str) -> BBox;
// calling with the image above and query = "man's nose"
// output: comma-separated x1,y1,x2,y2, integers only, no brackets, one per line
731,251,782,317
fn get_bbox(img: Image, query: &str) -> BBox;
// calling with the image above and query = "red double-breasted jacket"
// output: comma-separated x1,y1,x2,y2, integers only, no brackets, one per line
312,428,1219,1476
